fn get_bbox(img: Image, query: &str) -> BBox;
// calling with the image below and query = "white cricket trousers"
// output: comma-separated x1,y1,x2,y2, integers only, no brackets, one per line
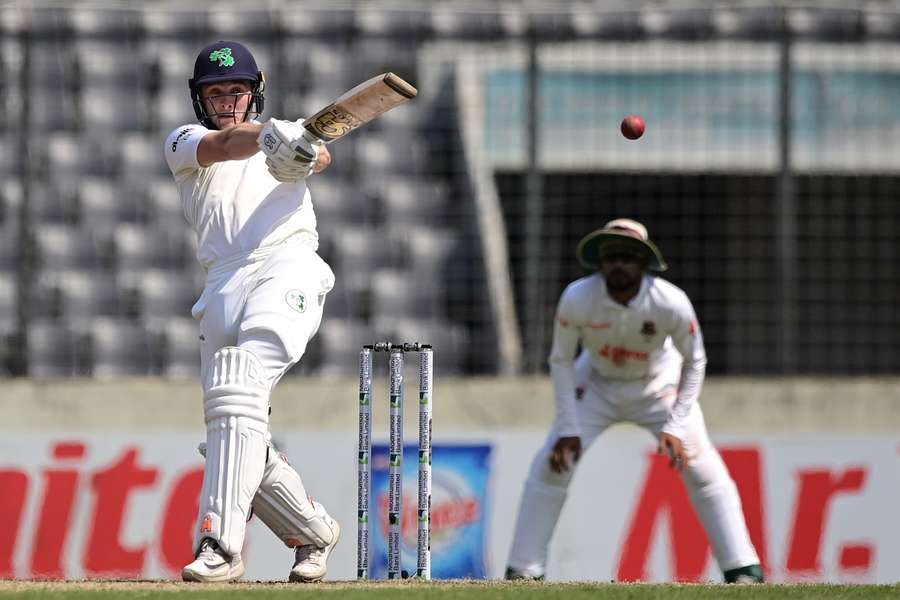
506,374,760,579
190,239,336,556
196,240,335,386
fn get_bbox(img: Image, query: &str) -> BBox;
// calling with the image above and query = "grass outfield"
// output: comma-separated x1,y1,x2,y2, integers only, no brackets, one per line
0,581,898,599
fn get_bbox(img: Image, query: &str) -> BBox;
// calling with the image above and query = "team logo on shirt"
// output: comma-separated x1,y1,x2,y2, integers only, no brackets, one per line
286,289,307,313
640,321,656,339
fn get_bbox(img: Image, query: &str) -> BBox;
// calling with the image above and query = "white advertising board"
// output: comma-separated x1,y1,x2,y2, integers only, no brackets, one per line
1,430,897,582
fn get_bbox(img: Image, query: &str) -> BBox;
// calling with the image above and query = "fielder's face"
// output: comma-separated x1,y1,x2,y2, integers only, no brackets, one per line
201,80,253,128
598,245,647,291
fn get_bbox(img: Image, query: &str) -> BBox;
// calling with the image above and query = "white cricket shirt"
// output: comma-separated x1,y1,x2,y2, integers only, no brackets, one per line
164,123,319,270
548,273,707,440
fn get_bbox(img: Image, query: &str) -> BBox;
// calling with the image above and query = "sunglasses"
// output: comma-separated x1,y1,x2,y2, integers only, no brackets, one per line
599,252,642,264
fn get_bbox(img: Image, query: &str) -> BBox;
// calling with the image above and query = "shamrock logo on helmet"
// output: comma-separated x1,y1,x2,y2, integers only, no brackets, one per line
209,48,235,67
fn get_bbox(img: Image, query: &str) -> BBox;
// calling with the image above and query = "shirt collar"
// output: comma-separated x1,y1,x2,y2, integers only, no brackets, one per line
599,274,650,309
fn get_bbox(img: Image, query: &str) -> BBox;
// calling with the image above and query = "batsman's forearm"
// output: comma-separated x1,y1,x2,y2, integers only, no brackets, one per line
219,121,264,160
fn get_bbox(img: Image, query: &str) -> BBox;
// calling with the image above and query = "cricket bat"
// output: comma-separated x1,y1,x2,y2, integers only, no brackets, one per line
303,72,417,144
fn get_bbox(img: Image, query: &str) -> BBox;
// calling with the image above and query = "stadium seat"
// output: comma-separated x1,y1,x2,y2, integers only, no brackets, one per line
79,176,143,226
74,39,140,82
120,134,169,180
45,132,119,177
118,269,198,321
317,318,373,377
370,268,441,320
0,179,21,227
0,272,16,332
69,7,140,37
329,225,397,277
308,179,372,224
27,319,88,378
29,180,79,225
356,131,427,176
280,40,348,96
34,224,111,272
146,176,187,229
34,270,119,321
113,223,190,271
139,8,210,37
394,225,457,276
157,316,200,379
156,85,197,134
88,317,156,378
368,176,447,226
0,220,19,272
80,85,143,131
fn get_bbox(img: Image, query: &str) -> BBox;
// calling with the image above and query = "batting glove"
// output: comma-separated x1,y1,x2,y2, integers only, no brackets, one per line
257,118,319,183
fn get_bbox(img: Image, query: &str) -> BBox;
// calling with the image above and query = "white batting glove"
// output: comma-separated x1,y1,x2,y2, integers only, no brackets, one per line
257,118,319,182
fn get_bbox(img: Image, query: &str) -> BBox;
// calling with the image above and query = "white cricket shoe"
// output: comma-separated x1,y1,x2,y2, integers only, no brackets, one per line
289,517,341,583
182,538,245,583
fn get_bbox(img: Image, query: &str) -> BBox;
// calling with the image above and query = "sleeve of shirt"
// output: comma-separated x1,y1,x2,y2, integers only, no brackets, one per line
547,283,584,437
164,124,211,181
661,293,708,440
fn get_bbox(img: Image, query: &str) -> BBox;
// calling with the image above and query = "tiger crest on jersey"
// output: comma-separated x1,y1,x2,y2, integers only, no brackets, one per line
209,48,235,67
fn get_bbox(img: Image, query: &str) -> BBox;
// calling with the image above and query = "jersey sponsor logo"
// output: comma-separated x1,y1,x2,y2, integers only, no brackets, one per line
171,127,193,152
599,343,649,366
285,289,306,313
588,322,611,329
640,320,656,338
209,47,235,68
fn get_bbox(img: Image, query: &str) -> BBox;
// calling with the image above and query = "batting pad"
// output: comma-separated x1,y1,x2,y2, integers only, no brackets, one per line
252,448,337,548
196,347,270,557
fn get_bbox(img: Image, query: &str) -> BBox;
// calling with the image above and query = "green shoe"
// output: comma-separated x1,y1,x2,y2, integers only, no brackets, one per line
505,567,545,581
724,564,764,583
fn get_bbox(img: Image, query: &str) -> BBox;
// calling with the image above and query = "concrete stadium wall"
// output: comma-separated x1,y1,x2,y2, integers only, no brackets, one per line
2,376,899,432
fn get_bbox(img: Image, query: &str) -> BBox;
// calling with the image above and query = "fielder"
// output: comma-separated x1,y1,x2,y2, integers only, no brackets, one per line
505,219,763,583
164,41,340,583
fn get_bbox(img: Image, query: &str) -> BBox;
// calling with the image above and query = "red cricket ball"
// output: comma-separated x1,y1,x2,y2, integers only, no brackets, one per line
621,115,645,140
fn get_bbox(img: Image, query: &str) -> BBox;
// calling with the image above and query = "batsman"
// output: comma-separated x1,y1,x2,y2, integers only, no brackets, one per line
505,219,763,583
164,41,341,583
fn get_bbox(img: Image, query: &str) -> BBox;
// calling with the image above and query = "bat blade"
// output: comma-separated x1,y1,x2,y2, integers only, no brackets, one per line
304,72,417,143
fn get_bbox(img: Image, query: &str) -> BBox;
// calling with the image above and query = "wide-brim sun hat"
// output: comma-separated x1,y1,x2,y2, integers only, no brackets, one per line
576,218,668,272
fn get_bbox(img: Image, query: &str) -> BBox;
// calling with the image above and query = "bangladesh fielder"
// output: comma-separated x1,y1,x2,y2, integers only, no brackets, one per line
164,41,339,583
505,219,763,583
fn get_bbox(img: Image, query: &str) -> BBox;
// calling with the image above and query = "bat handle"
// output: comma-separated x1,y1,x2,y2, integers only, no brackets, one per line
302,129,325,146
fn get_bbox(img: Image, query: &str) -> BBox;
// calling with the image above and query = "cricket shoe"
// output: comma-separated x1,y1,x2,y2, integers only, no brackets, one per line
504,566,545,581
724,564,764,584
289,517,341,583
181,538,245,583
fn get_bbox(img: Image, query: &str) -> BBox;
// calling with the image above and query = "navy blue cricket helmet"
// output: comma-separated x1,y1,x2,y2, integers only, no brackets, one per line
188,40,265,129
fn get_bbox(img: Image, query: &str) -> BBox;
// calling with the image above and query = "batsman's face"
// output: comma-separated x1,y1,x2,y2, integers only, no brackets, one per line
201,81,253,128
598,248,647,291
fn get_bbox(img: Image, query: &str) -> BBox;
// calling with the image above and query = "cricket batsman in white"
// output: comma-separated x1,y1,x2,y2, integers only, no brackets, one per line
164,41,340,583
505,218,763,583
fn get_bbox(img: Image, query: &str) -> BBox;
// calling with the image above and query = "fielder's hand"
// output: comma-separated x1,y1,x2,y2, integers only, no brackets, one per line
257,118,320,182
658,432,687,471
549,436,582,474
